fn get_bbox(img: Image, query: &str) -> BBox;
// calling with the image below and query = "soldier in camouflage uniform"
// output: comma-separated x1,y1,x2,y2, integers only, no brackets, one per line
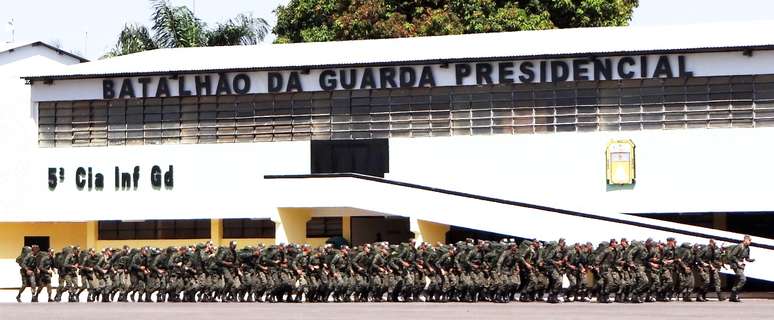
643,239,661,302
62,246,81,302
129,247,150,302
675,242,695,302
595,240,619,303
517,240,539,302
543,239,566,303
725,235,755,302
564,243,585,302
15,246,37,303
34,248,55,302
659,238,677,302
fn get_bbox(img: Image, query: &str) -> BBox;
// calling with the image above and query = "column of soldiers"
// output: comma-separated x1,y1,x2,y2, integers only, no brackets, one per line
15,235,755,303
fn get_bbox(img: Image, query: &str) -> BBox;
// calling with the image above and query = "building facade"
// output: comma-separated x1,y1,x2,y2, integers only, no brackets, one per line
2,22,774,287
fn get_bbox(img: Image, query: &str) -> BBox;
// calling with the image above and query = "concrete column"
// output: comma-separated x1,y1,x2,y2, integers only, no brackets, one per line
210,219,222,245
86,221,98,249
410,218,450,246
342,216,351,244
273,208,312,245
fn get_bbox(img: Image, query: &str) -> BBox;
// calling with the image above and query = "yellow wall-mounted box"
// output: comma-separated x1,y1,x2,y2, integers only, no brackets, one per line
606,139,636,185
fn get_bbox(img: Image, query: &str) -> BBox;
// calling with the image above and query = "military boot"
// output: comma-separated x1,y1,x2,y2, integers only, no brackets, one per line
716,291,726,301
729,291,741,302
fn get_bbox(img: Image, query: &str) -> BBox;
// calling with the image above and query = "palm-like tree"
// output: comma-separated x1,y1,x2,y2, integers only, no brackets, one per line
103,0,269,58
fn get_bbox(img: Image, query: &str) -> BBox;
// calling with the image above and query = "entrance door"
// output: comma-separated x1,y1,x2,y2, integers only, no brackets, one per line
24,236,50,251
311,139,389,177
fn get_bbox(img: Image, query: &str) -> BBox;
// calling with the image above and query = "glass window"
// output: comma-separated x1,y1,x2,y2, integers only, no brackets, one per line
98,219,211,240
222,218,276,238
306,217,342,238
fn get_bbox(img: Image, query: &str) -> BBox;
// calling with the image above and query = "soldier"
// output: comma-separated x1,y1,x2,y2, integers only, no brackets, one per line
79,248,100,302
91,248,111,302
643,239,661,302
725,235,755,302
660,238,677,302
52,248,67,302
517,240,539,302
74,246,88,301
221,241,242,302
495,241,520,303
692,243,710,302
62,246,81,302
385,244,404,302
34,248,55,302
329,245,351,302
595,239,620,303
703,239,725,301
167,246,186,302
129,247,150,302
543,239,566,303
564,243,585,302
112,246,133,302
626,240,650,303
675,242,695,302
15,246,37,303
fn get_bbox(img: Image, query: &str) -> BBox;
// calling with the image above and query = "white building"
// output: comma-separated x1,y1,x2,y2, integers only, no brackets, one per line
1,22,773,288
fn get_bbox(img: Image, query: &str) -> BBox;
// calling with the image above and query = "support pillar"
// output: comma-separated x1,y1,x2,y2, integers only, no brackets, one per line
211,219,222,245
273,208,312,245
86,221,98,249
342,216,351,244
410,218,450,246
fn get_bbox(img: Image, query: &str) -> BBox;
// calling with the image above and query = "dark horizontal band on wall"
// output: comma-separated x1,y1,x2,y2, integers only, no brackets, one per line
24,45,774,81
264,172,774,251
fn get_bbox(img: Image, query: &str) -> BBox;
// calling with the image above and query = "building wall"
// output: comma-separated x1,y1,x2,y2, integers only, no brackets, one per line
0,222,87,288
2,126,774,220
387,127,774,215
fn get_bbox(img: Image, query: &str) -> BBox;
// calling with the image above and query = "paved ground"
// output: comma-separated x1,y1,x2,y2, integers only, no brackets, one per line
1,297,771,320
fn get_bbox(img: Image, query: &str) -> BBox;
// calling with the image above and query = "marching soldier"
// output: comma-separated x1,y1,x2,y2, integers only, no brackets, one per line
725,235,755,302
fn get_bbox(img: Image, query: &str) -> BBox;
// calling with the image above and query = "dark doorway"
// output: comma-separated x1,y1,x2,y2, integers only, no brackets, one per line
311,139,389,177
24,236,50,251
350,216,412,245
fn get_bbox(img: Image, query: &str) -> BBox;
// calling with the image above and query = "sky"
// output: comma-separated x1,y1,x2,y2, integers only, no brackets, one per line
1,0,773,61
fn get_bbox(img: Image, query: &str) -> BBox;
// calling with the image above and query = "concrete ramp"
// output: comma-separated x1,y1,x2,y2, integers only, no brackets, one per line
265,173,774,282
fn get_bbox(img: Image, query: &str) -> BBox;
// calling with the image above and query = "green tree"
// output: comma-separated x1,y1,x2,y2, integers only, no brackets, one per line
274,0,639,43
104,0,269,58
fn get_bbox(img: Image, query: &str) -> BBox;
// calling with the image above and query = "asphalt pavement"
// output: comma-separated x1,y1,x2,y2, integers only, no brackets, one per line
1,299,771,320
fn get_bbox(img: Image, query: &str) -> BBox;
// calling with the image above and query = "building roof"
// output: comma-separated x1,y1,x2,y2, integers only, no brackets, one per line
1,41,89,63
24,20,774,80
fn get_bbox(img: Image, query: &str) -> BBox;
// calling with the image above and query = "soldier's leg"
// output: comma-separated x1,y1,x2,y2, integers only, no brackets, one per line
660,269,674,301
520,270,536,302
680,270,693,302
695,268,710,301
64,274,78,302
16,270,30,302
730,266,746,302
145,274,158,302
710,269,724,301
644,270,659,302
54,272,66,301
88,275,100,302
565,272,577,302
511,272,521,301
548,268,562,303
222,269,235,301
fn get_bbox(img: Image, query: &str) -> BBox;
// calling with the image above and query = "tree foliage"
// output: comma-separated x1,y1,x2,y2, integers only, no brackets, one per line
104,0,269,58
274,0,639,43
